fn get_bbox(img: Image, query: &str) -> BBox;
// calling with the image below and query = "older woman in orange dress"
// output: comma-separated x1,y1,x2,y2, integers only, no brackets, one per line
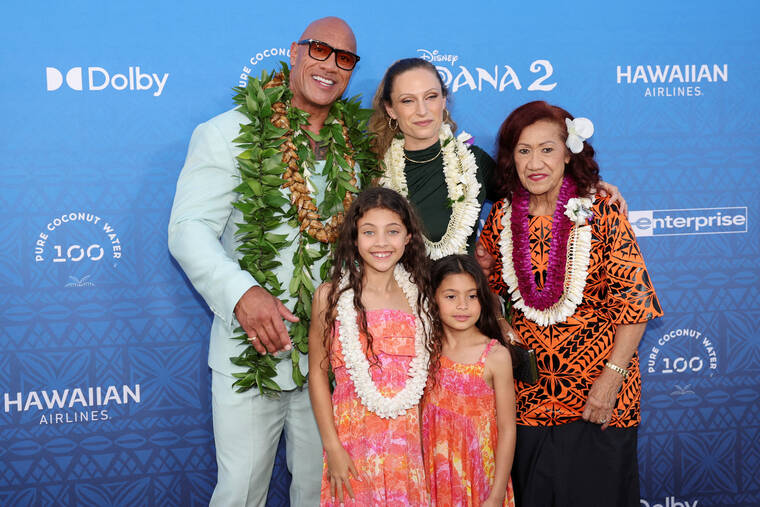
478,101,662,506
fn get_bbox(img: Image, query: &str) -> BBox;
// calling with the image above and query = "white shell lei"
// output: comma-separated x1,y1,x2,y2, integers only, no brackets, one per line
336,264,430,419
498,199,593,326
379,123,481,260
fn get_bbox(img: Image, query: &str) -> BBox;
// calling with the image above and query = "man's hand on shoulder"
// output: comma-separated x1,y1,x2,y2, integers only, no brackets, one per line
234,286,299,355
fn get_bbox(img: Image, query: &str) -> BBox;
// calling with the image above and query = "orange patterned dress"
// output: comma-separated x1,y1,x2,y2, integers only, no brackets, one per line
320,309,428,506
422,339,516,506
479,195,663,428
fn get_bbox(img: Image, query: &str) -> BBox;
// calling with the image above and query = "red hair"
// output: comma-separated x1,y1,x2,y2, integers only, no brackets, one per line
493,101,600,200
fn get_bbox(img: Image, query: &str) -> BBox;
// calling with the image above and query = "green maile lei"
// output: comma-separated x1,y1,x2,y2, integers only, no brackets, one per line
229,63,379,396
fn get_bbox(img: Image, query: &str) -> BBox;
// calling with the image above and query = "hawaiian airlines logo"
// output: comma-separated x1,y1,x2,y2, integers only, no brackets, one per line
417,48,557,94
3,384,141,425
46,66,169,96
616,63,727,98
629,207,747,237
238,46,292,87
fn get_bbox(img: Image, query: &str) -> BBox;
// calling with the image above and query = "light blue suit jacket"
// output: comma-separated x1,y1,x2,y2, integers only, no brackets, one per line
169,107,328,389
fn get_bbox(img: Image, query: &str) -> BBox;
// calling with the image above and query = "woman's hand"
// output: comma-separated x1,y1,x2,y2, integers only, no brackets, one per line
325,444,359,503
582,368,624,430
596,181,628,216
500,318,523,345
475,241,496,277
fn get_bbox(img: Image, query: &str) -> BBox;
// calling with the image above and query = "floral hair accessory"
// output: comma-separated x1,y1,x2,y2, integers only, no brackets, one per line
564,197,594,225
565,117,594,154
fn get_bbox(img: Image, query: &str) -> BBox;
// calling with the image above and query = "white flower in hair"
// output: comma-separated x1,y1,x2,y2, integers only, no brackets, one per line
565,117,594,154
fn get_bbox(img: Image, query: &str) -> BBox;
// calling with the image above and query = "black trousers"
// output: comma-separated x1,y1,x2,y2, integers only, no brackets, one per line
512,420,639,507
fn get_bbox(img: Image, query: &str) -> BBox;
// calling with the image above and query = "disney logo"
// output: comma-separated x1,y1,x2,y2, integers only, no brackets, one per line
417,49,459,66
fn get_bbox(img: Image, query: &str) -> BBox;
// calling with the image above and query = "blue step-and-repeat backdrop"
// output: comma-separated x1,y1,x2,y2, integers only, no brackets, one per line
2,1,758,505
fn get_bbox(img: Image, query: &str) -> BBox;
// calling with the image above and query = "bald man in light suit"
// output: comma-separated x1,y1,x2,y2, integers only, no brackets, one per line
169,17,360,506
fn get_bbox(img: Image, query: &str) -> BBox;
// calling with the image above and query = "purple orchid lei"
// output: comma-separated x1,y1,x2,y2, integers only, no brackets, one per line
510,176,577,310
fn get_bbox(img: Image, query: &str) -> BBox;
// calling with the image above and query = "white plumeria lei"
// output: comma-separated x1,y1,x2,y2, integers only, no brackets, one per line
499,198,593,326
336,263,430,419
379,123,481,259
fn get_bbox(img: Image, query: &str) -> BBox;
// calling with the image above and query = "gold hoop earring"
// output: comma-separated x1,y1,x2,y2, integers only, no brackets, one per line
387,116,398,131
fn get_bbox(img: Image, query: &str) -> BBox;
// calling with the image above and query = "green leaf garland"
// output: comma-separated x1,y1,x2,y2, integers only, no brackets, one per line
229,63,379,396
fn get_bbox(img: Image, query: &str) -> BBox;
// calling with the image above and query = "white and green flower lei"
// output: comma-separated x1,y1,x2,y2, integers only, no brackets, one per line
379,123,481,259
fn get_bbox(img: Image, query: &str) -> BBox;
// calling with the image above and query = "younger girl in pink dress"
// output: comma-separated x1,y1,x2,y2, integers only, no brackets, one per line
423,254,516,507
308,187,433,506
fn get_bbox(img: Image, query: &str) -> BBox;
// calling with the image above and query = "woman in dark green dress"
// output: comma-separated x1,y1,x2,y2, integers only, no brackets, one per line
369,58,495,259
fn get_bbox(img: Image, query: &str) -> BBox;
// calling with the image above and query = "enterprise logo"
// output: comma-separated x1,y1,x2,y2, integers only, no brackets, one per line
629,207,747,237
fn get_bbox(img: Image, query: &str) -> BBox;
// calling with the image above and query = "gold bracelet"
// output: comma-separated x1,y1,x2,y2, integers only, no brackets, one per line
605,361,629,379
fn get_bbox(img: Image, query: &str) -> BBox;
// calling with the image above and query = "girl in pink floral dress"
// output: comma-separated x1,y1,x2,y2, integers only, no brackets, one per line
423,254,516,507
308,188,433,506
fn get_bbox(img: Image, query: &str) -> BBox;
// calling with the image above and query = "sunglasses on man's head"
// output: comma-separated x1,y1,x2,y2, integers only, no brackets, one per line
297,39,360,71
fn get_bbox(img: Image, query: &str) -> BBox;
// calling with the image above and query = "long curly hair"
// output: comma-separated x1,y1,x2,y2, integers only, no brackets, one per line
368,58,456,163
428,254,514,381
493,100,600,200
323,187,432,362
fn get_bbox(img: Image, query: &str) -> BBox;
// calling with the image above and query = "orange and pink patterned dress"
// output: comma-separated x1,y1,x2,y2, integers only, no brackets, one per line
422,339,516,507
320,309,428,506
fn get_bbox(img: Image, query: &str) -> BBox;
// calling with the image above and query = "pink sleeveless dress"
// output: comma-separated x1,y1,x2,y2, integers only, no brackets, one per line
422,339,516,506
320,309,428,506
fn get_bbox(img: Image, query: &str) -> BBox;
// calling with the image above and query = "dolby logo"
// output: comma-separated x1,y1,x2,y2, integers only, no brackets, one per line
45,66,169,97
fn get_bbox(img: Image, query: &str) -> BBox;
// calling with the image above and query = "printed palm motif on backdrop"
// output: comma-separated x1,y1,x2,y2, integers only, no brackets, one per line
480,195,663,428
